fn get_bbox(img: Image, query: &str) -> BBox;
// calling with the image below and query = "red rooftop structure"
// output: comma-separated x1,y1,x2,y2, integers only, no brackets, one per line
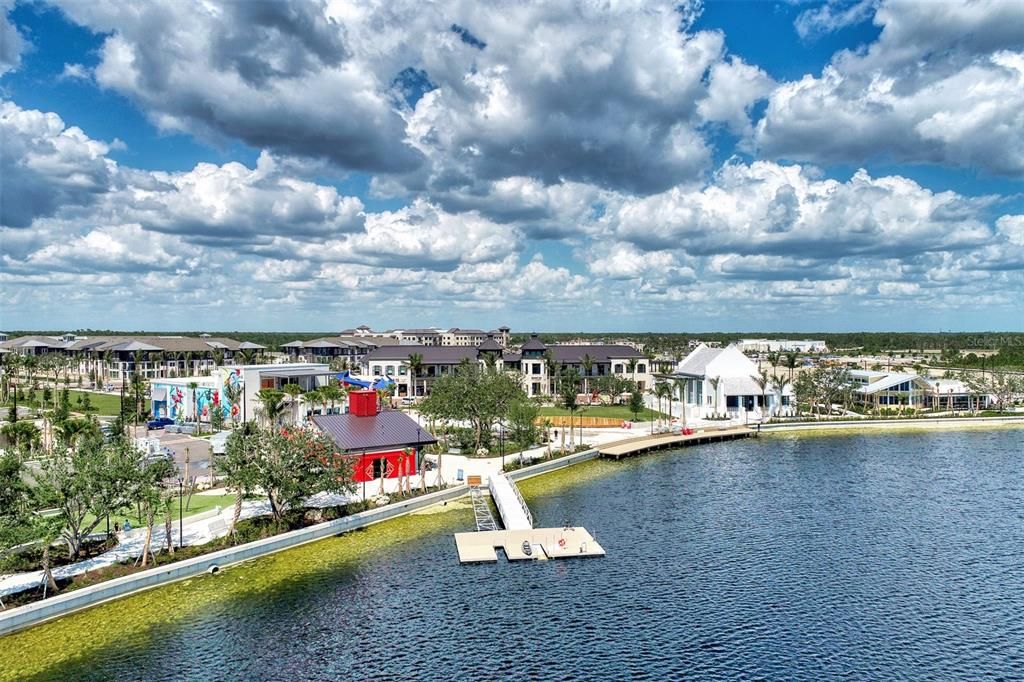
313,390,436,485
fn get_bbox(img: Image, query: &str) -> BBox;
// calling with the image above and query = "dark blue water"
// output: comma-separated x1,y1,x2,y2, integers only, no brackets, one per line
15,430,1024,680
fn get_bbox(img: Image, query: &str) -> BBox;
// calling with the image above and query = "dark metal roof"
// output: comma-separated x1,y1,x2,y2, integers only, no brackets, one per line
521,334,547,351
476,336,503,351
363,345,479,364
550,345,645,363
313,412,437,452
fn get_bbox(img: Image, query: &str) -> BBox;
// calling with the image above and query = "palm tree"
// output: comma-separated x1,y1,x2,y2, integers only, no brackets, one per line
708,376,721,418
543,349,559,396
784,352,799,382
407,353,424,397
183,351,195,376
187,381,200,430
320,384,343,415
304,387,324,417
751,369,771,421
626,358,638,385
655,381,672,427
281,383,304,423
766,351,781,378
580,354,594,396
673,378,689,431
773,375,792,418
256,389,286,427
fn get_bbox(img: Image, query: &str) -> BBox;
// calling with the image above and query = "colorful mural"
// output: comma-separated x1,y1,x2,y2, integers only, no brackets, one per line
219,368,244,421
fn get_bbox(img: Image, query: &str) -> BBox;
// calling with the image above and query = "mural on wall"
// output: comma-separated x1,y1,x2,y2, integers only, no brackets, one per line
221,368,243,420
169,386,185,422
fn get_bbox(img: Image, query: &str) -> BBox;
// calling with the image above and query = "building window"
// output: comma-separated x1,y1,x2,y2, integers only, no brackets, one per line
614,364,624,373
637,364,646,374
372,365,382,376
398,366,407,376
532,363,541,375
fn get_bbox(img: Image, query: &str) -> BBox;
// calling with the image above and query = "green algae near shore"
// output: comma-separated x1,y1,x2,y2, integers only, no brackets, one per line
0,502,473,681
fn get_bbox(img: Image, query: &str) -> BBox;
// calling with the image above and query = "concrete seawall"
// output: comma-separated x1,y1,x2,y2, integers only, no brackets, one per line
0,484,470,637
505,448,601,483
760,415,1024,433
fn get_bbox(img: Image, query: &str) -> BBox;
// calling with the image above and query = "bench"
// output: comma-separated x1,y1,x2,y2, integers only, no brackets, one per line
467,475,482,487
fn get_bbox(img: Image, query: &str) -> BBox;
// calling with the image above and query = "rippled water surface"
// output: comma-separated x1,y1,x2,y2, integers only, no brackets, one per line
2,429,1023,680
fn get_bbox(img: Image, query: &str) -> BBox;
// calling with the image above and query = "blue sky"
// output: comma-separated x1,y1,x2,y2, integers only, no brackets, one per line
1,0,1022,333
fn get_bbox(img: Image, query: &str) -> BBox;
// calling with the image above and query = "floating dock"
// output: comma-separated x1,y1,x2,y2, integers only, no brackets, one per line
455,526,605,563
456,473,605,564
598,426,755,459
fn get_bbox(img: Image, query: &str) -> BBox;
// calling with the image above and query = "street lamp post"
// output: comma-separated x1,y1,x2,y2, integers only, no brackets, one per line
499,421,505,471
177,477,184,549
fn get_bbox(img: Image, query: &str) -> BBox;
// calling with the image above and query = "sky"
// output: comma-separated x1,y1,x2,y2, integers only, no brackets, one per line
1,0,1022,334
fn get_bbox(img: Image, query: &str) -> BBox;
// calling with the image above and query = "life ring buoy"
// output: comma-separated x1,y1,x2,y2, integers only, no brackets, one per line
558,538,567,548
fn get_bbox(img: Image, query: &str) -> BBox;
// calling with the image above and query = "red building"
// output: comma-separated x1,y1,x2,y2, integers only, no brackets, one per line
312,390,436,484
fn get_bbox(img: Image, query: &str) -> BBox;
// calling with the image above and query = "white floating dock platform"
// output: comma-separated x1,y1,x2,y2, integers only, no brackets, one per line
454,526,605,564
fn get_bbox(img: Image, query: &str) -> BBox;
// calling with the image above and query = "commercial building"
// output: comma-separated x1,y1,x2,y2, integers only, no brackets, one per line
280,336,393,365
313,389,437,486
337,326,512,347
849,370,992,411
0,333,265,383
661,343,794,421
738,339,829,353
359,333,650,398
151,363,333,425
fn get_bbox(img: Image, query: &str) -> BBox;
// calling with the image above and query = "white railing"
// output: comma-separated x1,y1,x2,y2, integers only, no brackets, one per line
509,478,533,529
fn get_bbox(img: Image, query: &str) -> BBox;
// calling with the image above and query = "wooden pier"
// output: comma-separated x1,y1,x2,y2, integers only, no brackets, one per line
598,426,755,460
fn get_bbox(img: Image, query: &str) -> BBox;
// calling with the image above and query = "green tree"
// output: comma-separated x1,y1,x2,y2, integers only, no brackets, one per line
218,422,259,536
506,395,540,451
320,384,344,414
708,376,722,418
209,399,226,431
655,381,673,424
628,388,644,421
580,354,595,395
187,381,200,430
420,362,527,452
1,420,41,455
54,417,99,448
256,389,286,427
561,368,581,448
222,424,353,526
406,353,424,397
281,383,304,422
751,369,771,420
784,352,799,382
132,457,176,568
35,437,138,560
0,452,34,568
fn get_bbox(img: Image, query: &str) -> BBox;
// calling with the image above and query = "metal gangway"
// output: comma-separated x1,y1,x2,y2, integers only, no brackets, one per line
488,474,533,530
470,485,499,532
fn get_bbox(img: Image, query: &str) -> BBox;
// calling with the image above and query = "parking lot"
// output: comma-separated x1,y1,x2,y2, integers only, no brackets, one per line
130,426,214,481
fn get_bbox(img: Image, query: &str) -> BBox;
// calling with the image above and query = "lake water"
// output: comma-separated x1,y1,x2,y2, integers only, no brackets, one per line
2,429,1023,680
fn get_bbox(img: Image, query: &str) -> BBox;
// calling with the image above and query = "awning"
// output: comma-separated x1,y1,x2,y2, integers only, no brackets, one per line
151,387,167,401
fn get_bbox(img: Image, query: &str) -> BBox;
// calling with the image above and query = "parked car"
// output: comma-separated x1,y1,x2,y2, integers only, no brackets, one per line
147,417,175,429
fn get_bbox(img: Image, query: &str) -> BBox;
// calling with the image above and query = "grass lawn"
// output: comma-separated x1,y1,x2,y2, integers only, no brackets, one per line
538,404,669,421
85,493,237,529
4,389,123,416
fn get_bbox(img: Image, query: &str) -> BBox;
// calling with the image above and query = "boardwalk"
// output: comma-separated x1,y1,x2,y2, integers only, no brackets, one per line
598,426,754,459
